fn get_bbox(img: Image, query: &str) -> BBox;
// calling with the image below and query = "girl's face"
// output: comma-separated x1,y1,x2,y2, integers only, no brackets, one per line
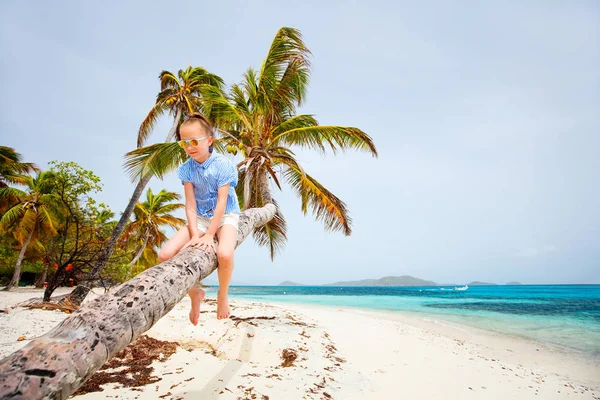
179,122,213,162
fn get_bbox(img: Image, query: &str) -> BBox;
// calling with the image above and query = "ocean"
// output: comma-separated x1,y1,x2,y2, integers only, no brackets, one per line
205,284,600,359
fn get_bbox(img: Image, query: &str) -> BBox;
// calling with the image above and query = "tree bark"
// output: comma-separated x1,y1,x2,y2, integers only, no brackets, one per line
0,204,275,400
4,228,35,291
60,111,182,308
259,169,273,204
34,262,49,289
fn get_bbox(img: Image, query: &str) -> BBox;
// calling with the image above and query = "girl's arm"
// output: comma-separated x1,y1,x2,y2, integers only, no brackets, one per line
196,184,230,252
181,182,201,250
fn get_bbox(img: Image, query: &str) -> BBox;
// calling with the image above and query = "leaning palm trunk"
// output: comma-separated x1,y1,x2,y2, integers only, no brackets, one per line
0,204,275,400
4,228,35,291
57,110,182,306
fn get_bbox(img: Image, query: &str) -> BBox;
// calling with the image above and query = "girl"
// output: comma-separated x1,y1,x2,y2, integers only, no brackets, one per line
158,113,240,324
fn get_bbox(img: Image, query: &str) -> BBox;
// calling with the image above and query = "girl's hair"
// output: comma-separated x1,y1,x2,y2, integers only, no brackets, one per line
179,112,214,138
179,112,214,152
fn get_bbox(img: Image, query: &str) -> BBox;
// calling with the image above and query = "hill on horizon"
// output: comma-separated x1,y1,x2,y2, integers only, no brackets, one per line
468,281,498,286
278,281,304,286
325,275,436,287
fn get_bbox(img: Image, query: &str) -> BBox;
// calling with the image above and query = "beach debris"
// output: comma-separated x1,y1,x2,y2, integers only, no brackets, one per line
280,348,298,367
73,335,178,395
300,330,310,338
16,336,27,341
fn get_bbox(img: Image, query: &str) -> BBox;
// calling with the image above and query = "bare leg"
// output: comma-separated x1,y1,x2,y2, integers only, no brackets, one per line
216,224,237,319
188,285,205,325
158,225,207,325
158,225,194,262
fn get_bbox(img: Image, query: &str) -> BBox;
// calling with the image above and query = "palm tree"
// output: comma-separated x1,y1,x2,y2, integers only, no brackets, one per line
126,27,378,258
124,188,185,278
0,171,62,290
62,67,224,307
0,146,39,188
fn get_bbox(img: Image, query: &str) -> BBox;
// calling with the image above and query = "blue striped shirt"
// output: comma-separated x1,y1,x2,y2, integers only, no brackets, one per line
177,153,241,218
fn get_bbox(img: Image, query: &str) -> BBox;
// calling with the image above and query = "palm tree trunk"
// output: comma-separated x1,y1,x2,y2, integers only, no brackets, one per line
126,229,150,279
0,204,275,399
60,112,182,308
34,262,49,289
4,228,34,291
259,169,273,204
165,108,182,142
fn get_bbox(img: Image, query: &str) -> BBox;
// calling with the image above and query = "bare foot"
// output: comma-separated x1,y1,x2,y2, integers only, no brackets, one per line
216,290,230,320
188,287,205,326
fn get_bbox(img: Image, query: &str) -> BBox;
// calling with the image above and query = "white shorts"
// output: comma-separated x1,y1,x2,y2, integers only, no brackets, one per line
197,213,239,233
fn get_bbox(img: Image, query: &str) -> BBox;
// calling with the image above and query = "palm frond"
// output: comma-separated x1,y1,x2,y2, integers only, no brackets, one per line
154,203,184,215
154,215,186,229
211,139,228,155
230,84,251,116
251,197,288,260
188,67,225,89
39,205,59,235
282,161,352,235
200,85,247,129
138,102,168,148
0,147,39,180
270,56,311,120
153,189,182,204
0,203,25,227
17,209,37,240
269,115,318,138
160,71,180,91
257,27,311,116
271,126,378,157
123,142,188,182
0,186,26,203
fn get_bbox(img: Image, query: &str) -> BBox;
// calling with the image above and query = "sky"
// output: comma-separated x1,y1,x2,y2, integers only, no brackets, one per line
1,1,598,285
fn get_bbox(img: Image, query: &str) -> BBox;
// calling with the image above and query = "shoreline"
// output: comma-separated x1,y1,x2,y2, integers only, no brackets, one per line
1,287,599,399
253,298,599,363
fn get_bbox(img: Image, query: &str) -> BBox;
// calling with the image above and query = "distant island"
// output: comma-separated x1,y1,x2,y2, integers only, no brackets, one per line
467,281,498,286
275,277,521,287
278,281,304,286
325,275,436,287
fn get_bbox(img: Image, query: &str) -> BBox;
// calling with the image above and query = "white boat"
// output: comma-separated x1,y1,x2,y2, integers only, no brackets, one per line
453,285,469,291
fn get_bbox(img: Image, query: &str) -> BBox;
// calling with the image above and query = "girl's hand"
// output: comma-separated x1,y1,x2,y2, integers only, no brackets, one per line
181,235,202,251
194,234,216,252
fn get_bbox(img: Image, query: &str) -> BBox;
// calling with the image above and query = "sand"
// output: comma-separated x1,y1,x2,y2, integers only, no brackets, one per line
0,287,598,399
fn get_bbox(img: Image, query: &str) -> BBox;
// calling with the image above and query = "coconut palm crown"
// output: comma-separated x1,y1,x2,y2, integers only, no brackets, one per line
0,146,39,188
138,67,225,148
124,188,185,270
0,171,63,289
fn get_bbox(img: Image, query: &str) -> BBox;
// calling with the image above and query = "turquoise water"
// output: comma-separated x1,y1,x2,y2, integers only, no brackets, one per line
205,285,600,359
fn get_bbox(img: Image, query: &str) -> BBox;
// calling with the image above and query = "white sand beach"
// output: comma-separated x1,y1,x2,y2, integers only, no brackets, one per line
0,287,598,399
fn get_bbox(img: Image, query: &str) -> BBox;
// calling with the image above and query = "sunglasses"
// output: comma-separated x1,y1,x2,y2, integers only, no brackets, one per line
178,136,209,149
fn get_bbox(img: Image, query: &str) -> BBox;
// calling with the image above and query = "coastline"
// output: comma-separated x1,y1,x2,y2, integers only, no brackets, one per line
0,288,598,399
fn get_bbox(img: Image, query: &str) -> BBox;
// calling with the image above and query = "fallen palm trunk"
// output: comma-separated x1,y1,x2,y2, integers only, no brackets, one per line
0,204,275,400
